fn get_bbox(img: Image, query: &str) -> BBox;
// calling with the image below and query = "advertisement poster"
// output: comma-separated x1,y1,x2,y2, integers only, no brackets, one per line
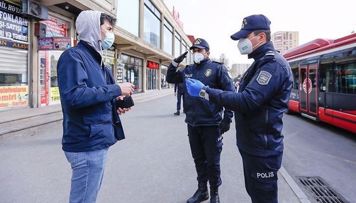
50,87,60,103
0,85,28,109
39,51,49,106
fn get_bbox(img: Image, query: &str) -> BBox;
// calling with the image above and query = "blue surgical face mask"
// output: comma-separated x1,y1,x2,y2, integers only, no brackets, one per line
102,32,115,50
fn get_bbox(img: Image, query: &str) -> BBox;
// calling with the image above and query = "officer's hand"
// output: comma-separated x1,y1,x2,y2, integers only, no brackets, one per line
185,78,205,97
219,120,231,134
174,51,188,64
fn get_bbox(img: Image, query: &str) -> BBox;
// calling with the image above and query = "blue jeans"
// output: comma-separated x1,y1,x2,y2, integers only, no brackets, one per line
64,148,109,203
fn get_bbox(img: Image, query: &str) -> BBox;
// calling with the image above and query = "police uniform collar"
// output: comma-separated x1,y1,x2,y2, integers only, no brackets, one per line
196,58,210,66
248,42,275,60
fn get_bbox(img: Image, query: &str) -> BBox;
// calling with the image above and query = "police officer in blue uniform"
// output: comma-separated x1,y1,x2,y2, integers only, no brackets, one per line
174,82,185,115
166,38,235,203
185,15,293,203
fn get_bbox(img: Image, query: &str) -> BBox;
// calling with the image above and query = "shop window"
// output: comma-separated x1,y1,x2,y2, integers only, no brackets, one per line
119,54,143,92
117,0,139,36
144,0,161,48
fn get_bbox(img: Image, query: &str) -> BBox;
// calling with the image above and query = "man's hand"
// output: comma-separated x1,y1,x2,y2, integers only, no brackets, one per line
219,120,231,134
117,107,131,115
174,51,188,64
185,78,205,97
119,82,134,96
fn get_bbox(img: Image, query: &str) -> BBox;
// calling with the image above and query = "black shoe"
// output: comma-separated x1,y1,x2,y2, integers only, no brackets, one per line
210,188,220,203
187,184,209,203
174,111,180,116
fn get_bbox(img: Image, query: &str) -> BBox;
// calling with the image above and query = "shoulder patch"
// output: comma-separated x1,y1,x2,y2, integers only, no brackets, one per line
205,69,212,77
256,70,272,85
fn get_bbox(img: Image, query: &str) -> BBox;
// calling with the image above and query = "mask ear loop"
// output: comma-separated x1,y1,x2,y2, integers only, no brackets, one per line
252,34,264,50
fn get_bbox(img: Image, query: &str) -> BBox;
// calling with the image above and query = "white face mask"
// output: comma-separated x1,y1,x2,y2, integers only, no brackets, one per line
193,52,205,64
237,38,253,55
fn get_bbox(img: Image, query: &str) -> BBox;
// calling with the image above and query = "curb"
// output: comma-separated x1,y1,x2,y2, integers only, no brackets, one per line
280,166,311,203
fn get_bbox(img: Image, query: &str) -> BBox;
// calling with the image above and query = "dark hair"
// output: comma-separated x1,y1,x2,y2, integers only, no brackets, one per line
100,13,116,26
253,30,271,41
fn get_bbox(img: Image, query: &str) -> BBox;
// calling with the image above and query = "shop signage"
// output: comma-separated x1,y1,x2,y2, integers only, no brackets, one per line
40,16,68,38
0,85,28,108
0,0,29,42
0,38,28,49
38,37,71,50
147,60,159,69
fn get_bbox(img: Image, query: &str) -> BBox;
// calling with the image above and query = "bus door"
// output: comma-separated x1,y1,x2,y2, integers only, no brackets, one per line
299,63,319,117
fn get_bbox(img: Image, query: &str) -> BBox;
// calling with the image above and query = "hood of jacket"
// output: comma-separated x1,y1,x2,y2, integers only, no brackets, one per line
75,10,102,52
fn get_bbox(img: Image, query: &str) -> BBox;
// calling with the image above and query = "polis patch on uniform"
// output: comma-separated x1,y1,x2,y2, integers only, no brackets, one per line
256,70,272,85
205,69,212,77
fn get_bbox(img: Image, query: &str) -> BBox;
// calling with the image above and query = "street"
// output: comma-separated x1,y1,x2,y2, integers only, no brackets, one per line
283,113,356,202
1,94,355,203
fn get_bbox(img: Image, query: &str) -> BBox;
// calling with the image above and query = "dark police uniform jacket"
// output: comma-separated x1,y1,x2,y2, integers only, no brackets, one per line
174,82,184,95
57,41,125,152
206,42,293,156
166,59,235,126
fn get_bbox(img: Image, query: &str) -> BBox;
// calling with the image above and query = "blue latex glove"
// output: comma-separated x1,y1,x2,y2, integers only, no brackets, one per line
185,78,205,97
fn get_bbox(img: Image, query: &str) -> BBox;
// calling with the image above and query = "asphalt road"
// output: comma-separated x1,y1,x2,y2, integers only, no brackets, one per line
6,93,354,202
282,113,356,203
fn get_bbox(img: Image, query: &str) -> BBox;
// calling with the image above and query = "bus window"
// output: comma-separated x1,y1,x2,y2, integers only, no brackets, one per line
319,63,329,92
321,63,335,92
335,62,356,94
289,62,299,90
292,68,299,90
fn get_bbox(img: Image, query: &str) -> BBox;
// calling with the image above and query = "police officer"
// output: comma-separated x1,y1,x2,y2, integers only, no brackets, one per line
185,15,293,203
166,38,235,203
174,82,184,115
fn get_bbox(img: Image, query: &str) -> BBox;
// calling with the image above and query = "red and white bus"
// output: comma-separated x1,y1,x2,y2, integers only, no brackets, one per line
284,33,356,134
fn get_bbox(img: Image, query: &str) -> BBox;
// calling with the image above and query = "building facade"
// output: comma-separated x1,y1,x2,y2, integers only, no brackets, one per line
0,0,192,111
272,31,299,54
230,63,250,78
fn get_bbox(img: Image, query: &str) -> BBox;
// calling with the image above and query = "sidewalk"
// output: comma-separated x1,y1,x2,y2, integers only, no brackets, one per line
0,88,173,136
0,88,310,203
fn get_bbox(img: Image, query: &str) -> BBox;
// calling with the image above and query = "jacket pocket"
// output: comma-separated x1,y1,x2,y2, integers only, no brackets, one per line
89,123,113,138
83,113,112,125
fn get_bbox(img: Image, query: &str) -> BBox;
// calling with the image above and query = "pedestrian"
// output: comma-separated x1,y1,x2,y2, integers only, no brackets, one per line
166,38,235,203
57,10,135,203
185,14,293,203
174,82,184,115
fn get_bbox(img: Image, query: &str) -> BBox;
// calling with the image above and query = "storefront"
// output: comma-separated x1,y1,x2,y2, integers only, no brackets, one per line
146,60,159,90
160,65,169,89
119,53,143,92
37,14,72,106
0,0,30,110
103,49,116,74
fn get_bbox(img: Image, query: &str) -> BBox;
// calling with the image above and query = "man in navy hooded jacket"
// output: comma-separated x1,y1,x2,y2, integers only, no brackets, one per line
186,15,293,203
57,11,134,203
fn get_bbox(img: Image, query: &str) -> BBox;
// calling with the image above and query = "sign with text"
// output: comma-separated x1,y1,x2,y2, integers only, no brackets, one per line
0,38,28,49
38,37,71,50
147,61,159,69
0,85,28,109
50,87,60,103
40,16,69,38
0,0,29,42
